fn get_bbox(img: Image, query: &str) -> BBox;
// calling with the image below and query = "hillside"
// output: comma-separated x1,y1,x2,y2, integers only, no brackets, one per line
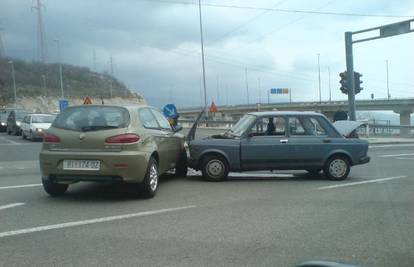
0,57,144,106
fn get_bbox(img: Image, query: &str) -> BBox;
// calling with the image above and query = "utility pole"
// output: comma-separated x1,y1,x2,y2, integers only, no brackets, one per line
267,89,270,104
0,26,5,57
198,0,208,117
41,74,47,96
317,53,321,103
245,68,250,104
258,78,261,104
93,50,97,72
216,75,219,105
109,55,114,98
8,61,17,107
32,0,47,63
53,39,64,99
386,60,390,100
328,67,332,102
225,85,229,106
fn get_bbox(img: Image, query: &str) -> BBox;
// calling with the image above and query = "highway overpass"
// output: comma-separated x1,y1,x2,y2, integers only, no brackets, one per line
179,98,414,134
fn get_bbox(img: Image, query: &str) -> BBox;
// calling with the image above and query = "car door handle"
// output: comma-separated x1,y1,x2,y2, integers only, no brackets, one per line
280,139,289,144
323,139,331,143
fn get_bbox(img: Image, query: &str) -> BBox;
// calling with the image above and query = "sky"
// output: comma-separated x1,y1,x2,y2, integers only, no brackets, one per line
1,0,413,108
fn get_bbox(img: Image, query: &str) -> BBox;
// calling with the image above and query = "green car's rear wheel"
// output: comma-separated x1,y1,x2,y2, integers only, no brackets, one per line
141,157,159,198
201,155,229,182
42,179,69,196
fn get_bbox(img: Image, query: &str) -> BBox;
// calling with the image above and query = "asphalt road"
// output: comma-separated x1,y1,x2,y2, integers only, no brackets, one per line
0,131,414,267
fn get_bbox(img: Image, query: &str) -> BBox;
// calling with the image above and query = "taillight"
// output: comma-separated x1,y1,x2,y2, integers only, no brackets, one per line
43,133,61,143
105,134,140,144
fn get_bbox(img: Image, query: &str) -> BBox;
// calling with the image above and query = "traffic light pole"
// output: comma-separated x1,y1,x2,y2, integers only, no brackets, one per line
345,32,356,121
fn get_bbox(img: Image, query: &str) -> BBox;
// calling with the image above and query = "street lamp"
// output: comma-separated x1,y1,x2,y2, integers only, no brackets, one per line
8,61,17,108
53,39,64,99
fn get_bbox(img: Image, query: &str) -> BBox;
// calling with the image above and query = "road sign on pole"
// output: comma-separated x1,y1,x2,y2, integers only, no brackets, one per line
163,104,178,119
59,99,69,111
83,96,92,105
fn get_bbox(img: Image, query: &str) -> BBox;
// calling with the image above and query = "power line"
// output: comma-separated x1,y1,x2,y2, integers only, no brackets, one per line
140,0,413,18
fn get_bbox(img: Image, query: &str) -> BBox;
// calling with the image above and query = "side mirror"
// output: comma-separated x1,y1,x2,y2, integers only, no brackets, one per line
173,125,183,132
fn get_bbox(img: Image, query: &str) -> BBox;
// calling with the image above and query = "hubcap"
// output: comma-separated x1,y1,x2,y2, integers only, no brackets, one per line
329,159,347,178
149,164,158,191
207,160,224,178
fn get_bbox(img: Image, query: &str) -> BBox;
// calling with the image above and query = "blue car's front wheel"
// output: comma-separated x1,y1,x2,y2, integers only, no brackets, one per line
201,155,229,182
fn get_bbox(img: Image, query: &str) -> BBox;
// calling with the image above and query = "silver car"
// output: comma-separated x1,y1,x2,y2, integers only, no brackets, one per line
188,111,370,181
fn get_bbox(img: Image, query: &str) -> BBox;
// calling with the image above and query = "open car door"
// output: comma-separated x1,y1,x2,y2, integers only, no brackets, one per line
185,110,205,142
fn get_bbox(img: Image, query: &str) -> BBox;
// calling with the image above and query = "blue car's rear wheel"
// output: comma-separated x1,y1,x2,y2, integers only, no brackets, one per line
324,155,350,181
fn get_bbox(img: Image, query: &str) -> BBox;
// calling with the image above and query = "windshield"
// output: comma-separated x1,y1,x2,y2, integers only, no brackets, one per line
52,106,130,132
229,114,257,136
32,115,54,123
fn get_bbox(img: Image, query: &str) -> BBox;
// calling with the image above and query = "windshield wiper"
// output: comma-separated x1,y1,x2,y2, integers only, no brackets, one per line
80,125,119,132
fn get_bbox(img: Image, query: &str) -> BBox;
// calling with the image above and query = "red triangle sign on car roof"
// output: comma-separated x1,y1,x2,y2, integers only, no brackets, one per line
83,96,93,105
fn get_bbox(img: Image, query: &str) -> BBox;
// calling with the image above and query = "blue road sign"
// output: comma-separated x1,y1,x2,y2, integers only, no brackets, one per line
163,104,178,119
59,99,69,112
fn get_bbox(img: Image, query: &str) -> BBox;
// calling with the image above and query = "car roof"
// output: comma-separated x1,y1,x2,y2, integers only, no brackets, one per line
65,104,151,110
28,113,54,116
248,111,324,117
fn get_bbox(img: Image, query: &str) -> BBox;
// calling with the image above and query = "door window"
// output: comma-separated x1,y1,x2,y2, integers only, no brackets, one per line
138,108,159,129
150,109,172,131
249,116,286,136
288,116,327,136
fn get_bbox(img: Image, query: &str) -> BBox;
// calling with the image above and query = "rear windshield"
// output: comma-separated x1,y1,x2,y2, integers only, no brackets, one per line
52,106,130,132
32,115,55,123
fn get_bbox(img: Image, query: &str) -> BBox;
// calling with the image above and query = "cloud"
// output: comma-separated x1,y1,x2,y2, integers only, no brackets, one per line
1,0,413,107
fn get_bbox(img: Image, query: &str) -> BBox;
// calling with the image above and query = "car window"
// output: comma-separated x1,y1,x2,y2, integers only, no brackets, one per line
138,108,159,129
249,116,286,136
150,109,172,131
23,116,30,123
32,115,54,123
293,117,328,136
288,117,306,135
53,106,130,131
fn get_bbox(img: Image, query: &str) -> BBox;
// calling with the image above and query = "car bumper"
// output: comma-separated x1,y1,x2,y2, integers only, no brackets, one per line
39,150,150,183
358,155,370,165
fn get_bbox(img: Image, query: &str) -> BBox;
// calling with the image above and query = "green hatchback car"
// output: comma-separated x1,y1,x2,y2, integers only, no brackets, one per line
39,105,187,198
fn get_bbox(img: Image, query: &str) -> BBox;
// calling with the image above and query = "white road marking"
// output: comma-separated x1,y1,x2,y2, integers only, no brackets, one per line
0,205,196,238
370,144,414,148
16,167,25,170
0,184,42,190
379,153,414,158
0,136,21,145
318,176,408,190
0,203,25,211
396,157,414,160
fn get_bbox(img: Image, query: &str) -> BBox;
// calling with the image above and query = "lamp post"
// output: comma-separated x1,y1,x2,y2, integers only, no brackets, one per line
53,39,64,99
8,61,17,107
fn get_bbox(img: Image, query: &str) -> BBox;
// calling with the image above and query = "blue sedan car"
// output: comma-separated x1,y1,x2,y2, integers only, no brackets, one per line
188,111,370,181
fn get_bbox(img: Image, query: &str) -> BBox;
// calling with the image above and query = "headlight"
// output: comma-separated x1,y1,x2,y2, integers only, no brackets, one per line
0,122,5,126
16,121,21,126
36,128,43,132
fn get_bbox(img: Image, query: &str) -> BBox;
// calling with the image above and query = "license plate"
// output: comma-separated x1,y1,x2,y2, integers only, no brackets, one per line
63,160,100,171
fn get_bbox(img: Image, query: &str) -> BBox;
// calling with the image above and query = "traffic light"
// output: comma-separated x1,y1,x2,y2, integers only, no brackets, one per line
339,71,348,94
354,72,363,94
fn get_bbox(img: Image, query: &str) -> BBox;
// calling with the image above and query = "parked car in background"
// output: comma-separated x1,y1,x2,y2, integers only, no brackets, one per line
39,105,187,198
21,113,55,141
187,111,370,181
6,109,29,135
0,108,13,132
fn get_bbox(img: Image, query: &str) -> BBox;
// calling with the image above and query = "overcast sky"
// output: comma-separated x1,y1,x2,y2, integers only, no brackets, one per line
1,0,413,108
